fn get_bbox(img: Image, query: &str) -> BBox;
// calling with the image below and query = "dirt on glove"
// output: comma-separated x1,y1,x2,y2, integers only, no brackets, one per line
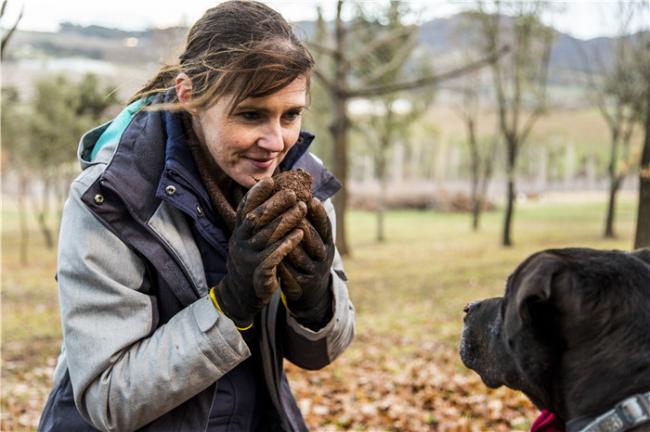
272,169,312,203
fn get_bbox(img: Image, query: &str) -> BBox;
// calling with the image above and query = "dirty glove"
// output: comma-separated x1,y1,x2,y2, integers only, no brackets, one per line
278,197,335,328
213,178,306,330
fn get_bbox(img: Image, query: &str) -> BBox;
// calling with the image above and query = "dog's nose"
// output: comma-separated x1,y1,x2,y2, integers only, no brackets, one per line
464,301,481,314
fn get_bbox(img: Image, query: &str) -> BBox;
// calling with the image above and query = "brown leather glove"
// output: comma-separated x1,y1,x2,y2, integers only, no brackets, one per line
214,178,307,329
278,197,335,328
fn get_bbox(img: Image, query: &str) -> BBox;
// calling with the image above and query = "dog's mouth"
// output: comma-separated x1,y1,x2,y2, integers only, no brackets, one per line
459,325,476,368
460,324,505,389
460,298,510,389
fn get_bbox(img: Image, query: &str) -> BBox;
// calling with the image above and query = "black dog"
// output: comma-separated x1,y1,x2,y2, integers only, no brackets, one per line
460,247,650,432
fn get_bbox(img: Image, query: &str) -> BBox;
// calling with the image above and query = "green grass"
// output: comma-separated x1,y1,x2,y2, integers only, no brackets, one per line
0,192,639,429
343,194,635,342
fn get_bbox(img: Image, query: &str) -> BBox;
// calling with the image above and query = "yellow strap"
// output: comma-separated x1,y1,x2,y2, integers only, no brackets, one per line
280,290,293,316
209,287,253,332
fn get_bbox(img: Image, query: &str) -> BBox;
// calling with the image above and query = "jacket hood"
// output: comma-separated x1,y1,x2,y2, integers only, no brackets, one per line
77,98,150,169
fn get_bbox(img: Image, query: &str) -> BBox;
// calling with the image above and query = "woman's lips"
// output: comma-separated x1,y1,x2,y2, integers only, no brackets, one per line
245,157,275,170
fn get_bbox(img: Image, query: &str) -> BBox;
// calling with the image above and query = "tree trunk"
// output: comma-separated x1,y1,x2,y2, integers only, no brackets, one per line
604,177,621,238
635,94,650,248
55,169,75,233
36,177,54,249
471,190,481,231
502,138,517,247
329,0,350,256
330,96,350,255
604,129,620,238
503,176,515,247
18,173,30,265
473,176,485,231
376,107,395,243
377,173,387,243
467,118,481,231
478,141,496,232
376,137,389,243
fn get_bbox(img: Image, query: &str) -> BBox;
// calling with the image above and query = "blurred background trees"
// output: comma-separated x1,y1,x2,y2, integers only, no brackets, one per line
1,0,649,259
2,1,650,429
305,0,506,253
631,2,650,248
467,1,555,246
450,68,496,232
351,1,435,242
0,0,23,60
1,73,117,262
582,3,644,239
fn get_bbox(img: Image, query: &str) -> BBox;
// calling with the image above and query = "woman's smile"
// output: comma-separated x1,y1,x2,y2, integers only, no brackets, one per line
190,76,308,188
243,155,277,170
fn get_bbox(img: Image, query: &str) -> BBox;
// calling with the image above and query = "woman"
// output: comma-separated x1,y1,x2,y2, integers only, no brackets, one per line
38,2,355,431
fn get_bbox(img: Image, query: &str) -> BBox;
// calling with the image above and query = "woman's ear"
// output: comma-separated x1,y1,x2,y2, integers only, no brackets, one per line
175,73,193,108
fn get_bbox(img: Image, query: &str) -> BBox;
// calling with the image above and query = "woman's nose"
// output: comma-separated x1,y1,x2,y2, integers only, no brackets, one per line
256,123,284,153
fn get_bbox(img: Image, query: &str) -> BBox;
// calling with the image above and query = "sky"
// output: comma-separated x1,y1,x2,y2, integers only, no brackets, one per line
1,0,648,40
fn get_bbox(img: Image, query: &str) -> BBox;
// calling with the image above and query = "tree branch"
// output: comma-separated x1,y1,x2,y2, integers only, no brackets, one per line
357,31,419,86
347,25,415,69
1,3,23,60
306,40,340,59
313,68,336,92
519,106,544,146
576,31,627,132
344,45,509,98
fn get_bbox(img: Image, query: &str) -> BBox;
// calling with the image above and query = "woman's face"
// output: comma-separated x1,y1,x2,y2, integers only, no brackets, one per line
191,76,307,188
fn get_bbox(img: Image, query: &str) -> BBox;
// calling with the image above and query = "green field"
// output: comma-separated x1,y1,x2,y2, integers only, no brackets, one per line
1,193,639,430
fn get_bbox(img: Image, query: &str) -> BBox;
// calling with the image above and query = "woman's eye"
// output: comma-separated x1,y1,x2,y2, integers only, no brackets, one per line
239,111,261,121
283,110,303,121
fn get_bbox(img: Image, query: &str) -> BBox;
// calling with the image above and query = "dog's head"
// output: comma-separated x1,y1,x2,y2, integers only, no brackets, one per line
460,248,650,420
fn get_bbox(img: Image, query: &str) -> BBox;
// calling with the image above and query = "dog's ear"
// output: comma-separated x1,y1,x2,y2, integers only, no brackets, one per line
631,248,650,266
502,252,567,409
503,252,564,342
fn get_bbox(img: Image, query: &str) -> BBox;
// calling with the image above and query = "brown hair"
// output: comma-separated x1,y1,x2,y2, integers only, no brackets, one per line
130,0,314,112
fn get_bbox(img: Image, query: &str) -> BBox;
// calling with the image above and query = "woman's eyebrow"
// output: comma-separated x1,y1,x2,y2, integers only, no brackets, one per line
235,104,306,112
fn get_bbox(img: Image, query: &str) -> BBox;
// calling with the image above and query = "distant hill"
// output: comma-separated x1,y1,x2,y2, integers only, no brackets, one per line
295,14,619,82
2,15,635,92
6,22,187,65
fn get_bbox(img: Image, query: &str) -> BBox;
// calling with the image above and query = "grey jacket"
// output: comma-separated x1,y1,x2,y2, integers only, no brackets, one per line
39,104,355,432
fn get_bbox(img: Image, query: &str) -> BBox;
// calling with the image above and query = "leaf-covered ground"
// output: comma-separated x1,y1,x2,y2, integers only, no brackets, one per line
1,193,637,430
287,334,535,431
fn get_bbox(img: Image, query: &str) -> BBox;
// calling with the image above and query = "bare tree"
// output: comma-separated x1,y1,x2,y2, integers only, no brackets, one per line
452,75,496,231
27,74,118,248
311,0,507,254
1,87,31,264
0,0,23,60
637,89,650,248
581,4,641,238
353,1,434,242
633,1,650,248
28,77,84,248
450,15,498,231
469,1,554,246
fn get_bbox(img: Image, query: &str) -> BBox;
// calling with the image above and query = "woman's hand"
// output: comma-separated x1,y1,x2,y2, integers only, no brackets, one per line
278,197,335,328
214,178,306,329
